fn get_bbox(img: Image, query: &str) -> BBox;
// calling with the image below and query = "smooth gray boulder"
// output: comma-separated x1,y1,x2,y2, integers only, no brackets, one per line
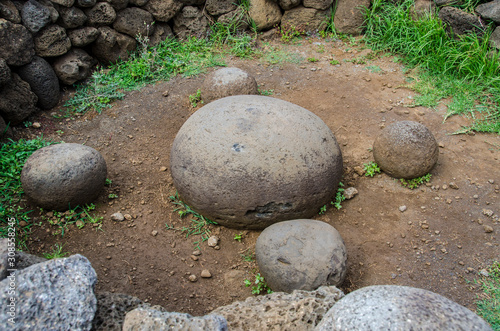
53,48,97,85
21,0,52,33
34,24,72,57
0,19,35,66
212,286,344,330
21,143,107,211
256,220,347,292
113,7,155,38
201,67,258,103
173,5,209,40
373,120,438,179
0,73,38,125
67,26,100,46
476,0,500,24
17,56,60,109
315,285,493,330
170,95,343,230
123,307,228,330
92,26,136,64
0,254,97,331
0,57,11,85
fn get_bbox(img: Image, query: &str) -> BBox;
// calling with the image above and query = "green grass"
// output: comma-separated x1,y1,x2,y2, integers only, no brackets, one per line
363,0,500,133
319,182,346,214
399,173,432,189
0,138,55,249
39,203,103,236
42,243,69,259
166,192,218,250
245,273,273,295
476,262,500,330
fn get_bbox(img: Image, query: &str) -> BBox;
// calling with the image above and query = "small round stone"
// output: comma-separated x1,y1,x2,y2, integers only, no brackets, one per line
373,121,438,179
255,219,347,293
21,143,107,211
200,269,212,278
188,274,198,282
170,95,343,230
200,67,258,103
316,285,492,330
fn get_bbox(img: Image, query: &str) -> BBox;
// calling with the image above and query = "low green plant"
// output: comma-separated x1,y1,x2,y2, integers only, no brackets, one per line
166,192,218,250
108,193,118,199
475,261,500,330
42,243,69,259
105,178,113,186
344,57,367,65
189,89,203,108
234,233,243,242
258,88,274,96
307,57,319,62
40,203,103,236
277,22,306,43
319,182,346,214
260,43,304,66
399,173,432,189
241,251,255,262
23,121,32,128
0,137,56,249
244,273,273,295
364,162,381,177
330,59,340,65
366,65,383,73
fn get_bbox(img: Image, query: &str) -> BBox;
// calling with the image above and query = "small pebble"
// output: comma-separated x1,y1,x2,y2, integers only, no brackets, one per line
449,182,459,189
343,187,358,200
480,269,490,277
151,230,158,236
483,225,494,233
207,236,219,247
188,275,198,282
488,179,495,184
32,122,41,128
190,255,199,261
192,250,201,256
201,269,212,278
159,166,167,172
124,214,133,221
442,184,448,190
473,194,479,199
399,205,407,212
111,212,125,222
483,209,494,217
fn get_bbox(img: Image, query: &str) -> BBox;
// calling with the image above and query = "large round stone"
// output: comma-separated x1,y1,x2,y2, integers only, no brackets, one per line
316,285,493,330
170,95,343,230
200,67,258,104
21,143,107,211
373,120,438,179
256,219,347,293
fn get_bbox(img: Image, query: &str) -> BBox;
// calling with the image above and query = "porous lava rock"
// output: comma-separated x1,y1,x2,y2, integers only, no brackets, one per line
0,73,38,125
256,219,347,292
91,26,136,63
21,143,107,211
34,24,72,57
92,292,143,331
212,286,344,330
0,58,11,86
0,19,35,66
372,120,438,179
53,48,97,85
172,5,209,40
201,67,258,103
315,285,493,330
17,56,60,109
170,95,343,230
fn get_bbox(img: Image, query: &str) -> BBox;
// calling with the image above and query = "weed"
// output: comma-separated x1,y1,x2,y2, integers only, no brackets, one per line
307,57,319,62
0,137,55,249
399,173,432,189
475,261,500,330
23,121,32,128
365,65,383,73
189,89,203,108
108,194,118,199
344,57,367,64
40,203,103,236
364,162,381,177
105,178,113,186
234,233,244,242
319,182,346,214
330,59,340,65
166,192,218,250
260,43,304,66
241,251,255,262
277,22,307,43
316,44,325,53
244,273,273,295
259,88,274,96
42,243,69,259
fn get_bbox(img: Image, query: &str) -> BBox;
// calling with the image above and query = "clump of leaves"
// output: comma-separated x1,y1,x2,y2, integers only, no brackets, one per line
330,59,340,65
475,261,500,330
399,173,432,189
307,57,319,62
189,89,203,108
259,88,274,96
42,243,70,259
234,233,244,242
319,182,346,214
40,203,103,236
364,162,381,177
244,273,273,295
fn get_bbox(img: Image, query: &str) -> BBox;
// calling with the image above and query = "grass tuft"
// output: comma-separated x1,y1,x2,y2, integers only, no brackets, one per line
476,262,500,330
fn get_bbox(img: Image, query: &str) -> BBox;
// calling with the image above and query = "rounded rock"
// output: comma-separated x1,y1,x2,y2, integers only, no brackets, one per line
256,219,347,293
373,121,438,179
201,67,258,104
316,285,493,330
170,95,343,230
21,143,107,211
17,56,60,110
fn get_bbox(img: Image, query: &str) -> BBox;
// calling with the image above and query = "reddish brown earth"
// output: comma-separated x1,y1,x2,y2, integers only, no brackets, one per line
16,36,499,316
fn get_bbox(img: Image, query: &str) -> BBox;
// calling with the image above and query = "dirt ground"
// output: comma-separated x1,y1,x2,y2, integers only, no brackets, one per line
16,36,499,316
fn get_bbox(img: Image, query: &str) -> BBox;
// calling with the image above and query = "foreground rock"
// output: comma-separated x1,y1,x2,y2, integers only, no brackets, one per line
21,143,107,211
170,95,343,229
93,292,143,331
123,307,228,330
316,285,492,330
256,220,347,292
0,73,38,125
0,254,97,330
201,67,259,103
212,286,344,330
373,120,438,179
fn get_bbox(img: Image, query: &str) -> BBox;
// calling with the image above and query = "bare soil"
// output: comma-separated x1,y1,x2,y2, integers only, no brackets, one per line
17,37,499,316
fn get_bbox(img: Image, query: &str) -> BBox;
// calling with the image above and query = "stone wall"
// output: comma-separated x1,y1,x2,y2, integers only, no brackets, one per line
0,0,499,129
